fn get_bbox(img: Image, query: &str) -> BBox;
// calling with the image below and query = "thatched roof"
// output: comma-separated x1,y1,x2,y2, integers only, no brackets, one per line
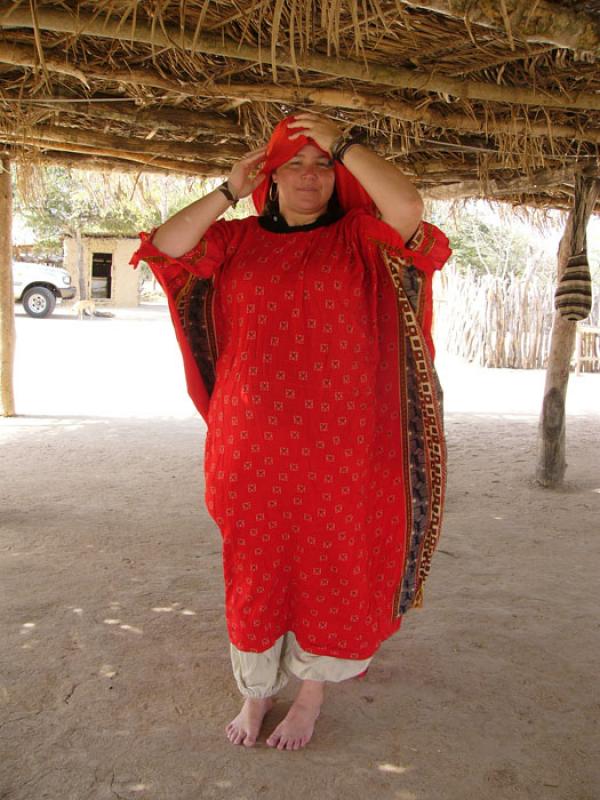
0,0,599,211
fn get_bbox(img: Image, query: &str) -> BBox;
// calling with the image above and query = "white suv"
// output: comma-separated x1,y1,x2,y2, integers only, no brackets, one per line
13,261,76,318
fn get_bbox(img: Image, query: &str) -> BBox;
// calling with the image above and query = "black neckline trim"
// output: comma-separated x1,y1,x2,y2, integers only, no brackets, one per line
258,207,345,233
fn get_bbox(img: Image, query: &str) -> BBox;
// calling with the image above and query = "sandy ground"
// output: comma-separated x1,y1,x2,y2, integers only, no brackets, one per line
1,302,599,800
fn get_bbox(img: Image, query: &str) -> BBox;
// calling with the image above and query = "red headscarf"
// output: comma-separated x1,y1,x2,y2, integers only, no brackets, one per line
252,115,375,215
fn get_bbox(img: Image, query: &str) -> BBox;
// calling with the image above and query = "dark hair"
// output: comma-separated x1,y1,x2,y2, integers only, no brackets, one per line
261,184,343,219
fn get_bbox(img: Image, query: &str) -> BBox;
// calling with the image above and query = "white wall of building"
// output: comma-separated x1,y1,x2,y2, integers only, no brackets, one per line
63,235,140,306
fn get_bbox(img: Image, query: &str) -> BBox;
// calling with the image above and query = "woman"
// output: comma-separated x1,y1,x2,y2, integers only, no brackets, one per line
130,112,451,751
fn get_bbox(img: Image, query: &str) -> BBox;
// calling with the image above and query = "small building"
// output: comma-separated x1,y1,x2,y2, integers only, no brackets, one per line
63,234,140,307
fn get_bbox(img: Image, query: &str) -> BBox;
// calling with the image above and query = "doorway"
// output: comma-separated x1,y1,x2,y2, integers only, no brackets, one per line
91,252,113,299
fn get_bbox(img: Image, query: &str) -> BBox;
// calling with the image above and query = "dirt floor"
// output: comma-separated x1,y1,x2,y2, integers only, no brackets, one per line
1,303,599,800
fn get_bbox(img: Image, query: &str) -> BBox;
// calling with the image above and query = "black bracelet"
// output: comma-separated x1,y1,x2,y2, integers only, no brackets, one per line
217,180,239,208
331,133,363,164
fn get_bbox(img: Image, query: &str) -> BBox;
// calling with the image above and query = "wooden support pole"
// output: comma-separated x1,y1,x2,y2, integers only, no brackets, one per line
536,174,599,487
0,156,15,417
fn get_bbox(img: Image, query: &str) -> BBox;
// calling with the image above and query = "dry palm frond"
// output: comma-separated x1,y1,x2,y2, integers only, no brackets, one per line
0,0,597,212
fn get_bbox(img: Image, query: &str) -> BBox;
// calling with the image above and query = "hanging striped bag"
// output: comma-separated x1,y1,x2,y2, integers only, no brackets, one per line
554,250,593,322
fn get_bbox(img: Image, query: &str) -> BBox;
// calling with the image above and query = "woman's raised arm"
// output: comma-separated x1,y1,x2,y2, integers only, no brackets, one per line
151,147,267,257
288,113,424,243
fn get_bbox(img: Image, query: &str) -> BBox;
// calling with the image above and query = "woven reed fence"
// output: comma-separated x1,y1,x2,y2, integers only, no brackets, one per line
433,266,600,371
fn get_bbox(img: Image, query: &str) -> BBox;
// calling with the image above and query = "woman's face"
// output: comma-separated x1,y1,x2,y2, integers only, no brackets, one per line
273,144,336,220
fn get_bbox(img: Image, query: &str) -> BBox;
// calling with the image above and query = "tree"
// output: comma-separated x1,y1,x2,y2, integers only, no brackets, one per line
1,157,15,416
13,166,253,289
428,200,563,280
14,167,216,295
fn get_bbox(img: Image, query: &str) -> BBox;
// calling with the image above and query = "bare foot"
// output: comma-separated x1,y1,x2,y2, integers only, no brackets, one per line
226,696,274,747
266,679,324,751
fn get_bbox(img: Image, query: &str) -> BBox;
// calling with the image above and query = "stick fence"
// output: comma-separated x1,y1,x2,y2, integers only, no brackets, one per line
434,267,600,371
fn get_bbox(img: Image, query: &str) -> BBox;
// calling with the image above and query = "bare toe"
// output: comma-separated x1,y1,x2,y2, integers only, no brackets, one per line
226,697,274,747
266,690,321,751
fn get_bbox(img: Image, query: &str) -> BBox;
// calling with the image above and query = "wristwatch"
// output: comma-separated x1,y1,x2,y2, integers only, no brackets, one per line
217,180,239,208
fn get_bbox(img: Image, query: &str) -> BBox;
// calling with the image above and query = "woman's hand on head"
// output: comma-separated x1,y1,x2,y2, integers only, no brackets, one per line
287,113,344,155
227,146,268,198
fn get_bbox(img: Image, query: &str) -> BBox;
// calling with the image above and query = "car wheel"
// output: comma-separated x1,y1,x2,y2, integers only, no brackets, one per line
22,286,57,318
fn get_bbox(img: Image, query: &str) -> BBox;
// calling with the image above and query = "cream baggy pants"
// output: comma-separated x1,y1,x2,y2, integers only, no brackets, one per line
230,631,373,698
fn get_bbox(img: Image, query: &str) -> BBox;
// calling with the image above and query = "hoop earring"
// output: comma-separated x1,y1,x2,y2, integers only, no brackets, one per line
269,181,278,203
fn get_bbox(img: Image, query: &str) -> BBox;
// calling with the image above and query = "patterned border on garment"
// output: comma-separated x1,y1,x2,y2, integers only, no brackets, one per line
405,221,425,252
381,248,447,617
175,273,220,397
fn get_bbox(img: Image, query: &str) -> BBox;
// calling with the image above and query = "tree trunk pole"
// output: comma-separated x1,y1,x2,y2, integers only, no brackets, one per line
75,228,88,301
0,156,15,417
536,174,599,487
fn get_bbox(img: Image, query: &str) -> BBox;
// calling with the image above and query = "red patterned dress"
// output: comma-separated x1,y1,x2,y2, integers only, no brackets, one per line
131,208,451,661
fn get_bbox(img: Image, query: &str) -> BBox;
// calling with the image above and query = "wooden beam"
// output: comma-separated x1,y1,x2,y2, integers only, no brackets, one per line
399,1,600,57
0,135,228,177
0,38,90,84
1,7,599,111
1,42,599,145
424,165,582,200
0,156,15,416
536,174,599,487
23,101,246,138
220,83,600,144
0,123,246,164
0,148,200,176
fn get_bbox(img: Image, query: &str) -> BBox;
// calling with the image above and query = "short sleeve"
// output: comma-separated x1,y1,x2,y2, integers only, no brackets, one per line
342,208,451,275
342,208,451,361
129,218,235,280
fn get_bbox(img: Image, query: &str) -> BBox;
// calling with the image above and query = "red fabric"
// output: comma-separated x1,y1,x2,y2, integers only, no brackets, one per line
130,210,450,659
252,115,375,215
